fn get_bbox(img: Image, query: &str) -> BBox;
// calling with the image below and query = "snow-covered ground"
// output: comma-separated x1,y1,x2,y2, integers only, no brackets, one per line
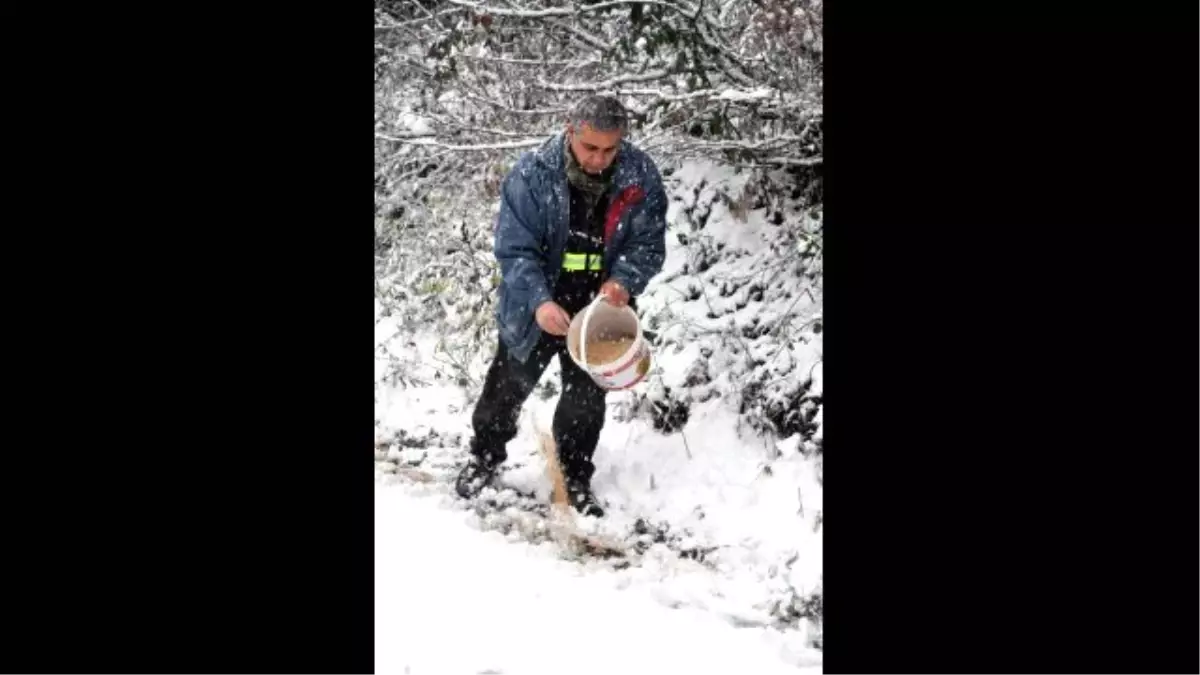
376,481,822,674
375,160,822,673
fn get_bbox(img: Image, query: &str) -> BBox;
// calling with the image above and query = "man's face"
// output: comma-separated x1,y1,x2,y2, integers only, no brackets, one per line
566,123,622,175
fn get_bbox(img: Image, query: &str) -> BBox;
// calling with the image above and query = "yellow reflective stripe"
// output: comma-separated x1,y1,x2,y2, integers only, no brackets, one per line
562,253,602,271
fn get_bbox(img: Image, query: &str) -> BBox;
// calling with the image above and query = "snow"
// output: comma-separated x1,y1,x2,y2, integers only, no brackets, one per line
506,393,823,587
376,480,821,675
399,111,434,136
374,366,823,672
717,86,776,102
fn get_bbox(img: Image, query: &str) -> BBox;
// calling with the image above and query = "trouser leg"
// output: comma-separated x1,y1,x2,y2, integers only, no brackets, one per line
551,339,608,485
469,336,556,464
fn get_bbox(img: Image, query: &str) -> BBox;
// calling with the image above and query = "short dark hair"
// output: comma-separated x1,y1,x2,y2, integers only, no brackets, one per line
568,95,629,134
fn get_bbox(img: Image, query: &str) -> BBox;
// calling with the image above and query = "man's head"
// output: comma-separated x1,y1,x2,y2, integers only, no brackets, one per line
565,95,628,175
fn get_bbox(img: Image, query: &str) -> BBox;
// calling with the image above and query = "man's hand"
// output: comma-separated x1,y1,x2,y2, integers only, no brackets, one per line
535,301,572,336
599,279,629,307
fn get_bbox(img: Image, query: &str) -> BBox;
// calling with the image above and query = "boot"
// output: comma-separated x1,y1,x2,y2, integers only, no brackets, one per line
455,445,503,499
565,478,605,518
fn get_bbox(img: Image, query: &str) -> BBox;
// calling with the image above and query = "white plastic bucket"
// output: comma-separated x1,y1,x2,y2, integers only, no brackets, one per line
566,295,652,391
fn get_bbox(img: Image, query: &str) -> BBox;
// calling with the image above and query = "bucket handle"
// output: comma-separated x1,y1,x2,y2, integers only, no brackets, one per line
578,293,608,369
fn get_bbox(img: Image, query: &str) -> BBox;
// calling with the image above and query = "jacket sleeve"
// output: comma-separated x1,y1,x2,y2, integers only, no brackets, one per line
608,162,668,297
494,164,554,312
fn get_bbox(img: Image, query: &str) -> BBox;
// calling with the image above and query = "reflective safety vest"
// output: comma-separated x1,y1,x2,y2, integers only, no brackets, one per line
562,252,603,272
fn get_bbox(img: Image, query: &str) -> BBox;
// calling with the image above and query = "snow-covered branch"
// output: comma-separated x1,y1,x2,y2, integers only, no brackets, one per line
376,6,466,28
463,93,570,115
446,124,535,138
537,69,671,92
376,0,822,233
678,135,811,150
618,88,718,100
694,20,756,87
377,131,439,140
718,0,740,23
756,156,823,166
448,0,697,19
722,156,823,168
459,53,601,67
549,19,612,53
391,55,438,76
378,134,546,151
611,87,785,107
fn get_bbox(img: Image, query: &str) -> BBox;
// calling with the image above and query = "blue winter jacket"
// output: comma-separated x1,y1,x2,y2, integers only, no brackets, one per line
493,131,668,363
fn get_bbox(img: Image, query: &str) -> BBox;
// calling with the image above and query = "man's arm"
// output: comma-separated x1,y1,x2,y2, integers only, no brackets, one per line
607,163,668,298
494,167,554,313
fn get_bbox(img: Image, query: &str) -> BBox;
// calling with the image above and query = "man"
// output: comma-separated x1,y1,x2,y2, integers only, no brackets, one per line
455,95,668,517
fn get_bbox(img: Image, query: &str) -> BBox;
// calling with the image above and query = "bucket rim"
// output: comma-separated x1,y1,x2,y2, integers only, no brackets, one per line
570,299,643,374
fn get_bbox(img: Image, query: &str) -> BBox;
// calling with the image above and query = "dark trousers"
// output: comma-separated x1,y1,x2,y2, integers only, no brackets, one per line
470,332,607,485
